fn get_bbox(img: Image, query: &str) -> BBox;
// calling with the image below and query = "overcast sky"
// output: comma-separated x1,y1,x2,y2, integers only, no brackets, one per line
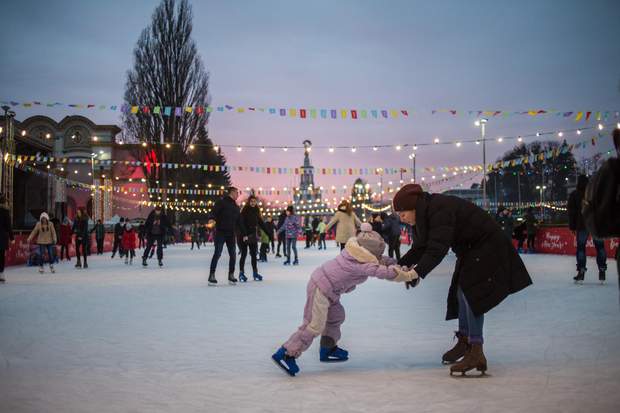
1,0,619,199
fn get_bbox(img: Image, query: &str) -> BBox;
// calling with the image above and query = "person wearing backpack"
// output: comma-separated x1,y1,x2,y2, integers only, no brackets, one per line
568,175,607,284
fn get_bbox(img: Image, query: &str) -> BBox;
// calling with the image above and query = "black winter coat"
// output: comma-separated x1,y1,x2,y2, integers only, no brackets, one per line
0,207,14,250
398,193,532,320
144,210,170,236
382,214,402,239
238,205,270,244
209,196,240,236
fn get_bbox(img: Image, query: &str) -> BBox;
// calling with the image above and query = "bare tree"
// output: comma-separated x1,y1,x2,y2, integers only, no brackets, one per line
123,0,230,221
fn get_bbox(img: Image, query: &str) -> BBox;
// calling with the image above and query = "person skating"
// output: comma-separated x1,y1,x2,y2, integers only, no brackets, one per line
272,223,418,376
264,216,276,254
382,212,402,260
91,219,105,255
304,219,313,249
275,210,287,257
122,223,137,265
0,193,14,283
277,206,302,265
72,208,90,269
111,217,125,259
237,195,271,282
138,223,145,249
393,184,532,376
325,200,361,250
27,212,57,274
259,228,270,263
317,217,327,250
190,221,201,250
58,217,73,261
141,206,170,268
568,174,607,284
207,187,241,286
524,207,538,253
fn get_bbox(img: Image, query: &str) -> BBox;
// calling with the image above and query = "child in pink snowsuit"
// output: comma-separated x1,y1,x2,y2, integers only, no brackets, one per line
272,223,418,376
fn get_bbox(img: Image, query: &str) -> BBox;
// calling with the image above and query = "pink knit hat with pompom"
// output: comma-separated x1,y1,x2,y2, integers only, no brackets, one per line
356,222,386,259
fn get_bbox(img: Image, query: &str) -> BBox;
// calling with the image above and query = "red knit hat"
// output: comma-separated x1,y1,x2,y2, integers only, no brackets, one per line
392,184,424,211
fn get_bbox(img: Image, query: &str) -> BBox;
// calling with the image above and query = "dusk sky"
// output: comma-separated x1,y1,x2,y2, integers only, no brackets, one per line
2,0,619,201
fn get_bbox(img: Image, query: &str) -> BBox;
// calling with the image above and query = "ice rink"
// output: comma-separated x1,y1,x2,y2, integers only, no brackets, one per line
1,243,619,413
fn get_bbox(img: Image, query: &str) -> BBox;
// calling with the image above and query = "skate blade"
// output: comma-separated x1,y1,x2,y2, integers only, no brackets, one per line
320,358,349,363
228,281,237,286
271,356,296,377
208,282,218,287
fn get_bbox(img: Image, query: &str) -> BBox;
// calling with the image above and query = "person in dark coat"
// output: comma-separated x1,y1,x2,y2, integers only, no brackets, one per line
207,187,241,285
141,207,170,267
90,219,106,255
568,174,607,283
264,216,276,253
496,207,514,242
137,223,145,249
237,195,271,282
382,212,402,260
393,184,532,376
275,210,287,257
524,208,538,253
111,217,125,259
0,193,14,283
72,208,90,268
370,213,383,234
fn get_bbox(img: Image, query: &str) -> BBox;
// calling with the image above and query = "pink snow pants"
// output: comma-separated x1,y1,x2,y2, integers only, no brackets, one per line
283,281,346,358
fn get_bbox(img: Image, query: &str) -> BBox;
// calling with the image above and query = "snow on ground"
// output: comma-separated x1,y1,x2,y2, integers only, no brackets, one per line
1,243,619,413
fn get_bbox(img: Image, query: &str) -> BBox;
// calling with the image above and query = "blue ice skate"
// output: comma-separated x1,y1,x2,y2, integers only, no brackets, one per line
272,346,300,376
320,346,349,362
253,272,263,281
238,272,248,282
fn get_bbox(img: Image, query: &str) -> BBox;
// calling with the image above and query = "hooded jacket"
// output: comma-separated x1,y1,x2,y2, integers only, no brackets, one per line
28,213,57,245
325,209,362,244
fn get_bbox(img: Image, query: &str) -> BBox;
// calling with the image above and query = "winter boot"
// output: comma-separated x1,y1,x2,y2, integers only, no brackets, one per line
573,269,585,284
276,253,282,258
208,272,218,286
39,266,44,274
293,259,299,266
75,258,82,269
450,342,487,376
238,272,248,282
158,259,163,267
142,257,148,267
228,273,238,285
283,259,291,266
253,272,263,281
83,260,88,269
599,269,606,284
319,336,348,362
50,265,55,274
272,346,300,376
130,257,133,265
442,332,470,364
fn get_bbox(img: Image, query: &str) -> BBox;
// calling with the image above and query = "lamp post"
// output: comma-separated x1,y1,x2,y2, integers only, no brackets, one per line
475,118,488,210
408,153,416,183
536,185,546,220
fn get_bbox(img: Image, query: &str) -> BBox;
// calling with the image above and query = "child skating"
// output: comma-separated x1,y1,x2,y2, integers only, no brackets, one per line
122,223,137,265
271,223,417,376
27,212,57,274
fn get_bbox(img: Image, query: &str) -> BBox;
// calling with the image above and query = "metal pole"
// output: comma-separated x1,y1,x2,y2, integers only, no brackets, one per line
517,172,521,209
413,155,416,183
481,119,487,211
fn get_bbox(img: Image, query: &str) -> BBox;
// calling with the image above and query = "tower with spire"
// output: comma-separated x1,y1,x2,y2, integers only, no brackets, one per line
294,140,322,208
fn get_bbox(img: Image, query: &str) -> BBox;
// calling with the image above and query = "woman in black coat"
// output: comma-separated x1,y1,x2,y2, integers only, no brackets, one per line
0,193,14,283
393,184,532,376
237,195,271,282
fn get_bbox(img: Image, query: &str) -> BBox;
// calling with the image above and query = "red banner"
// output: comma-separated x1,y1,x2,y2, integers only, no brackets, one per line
531,227,618,257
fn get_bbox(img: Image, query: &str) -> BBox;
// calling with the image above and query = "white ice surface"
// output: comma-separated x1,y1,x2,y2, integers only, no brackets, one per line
1,244,619,413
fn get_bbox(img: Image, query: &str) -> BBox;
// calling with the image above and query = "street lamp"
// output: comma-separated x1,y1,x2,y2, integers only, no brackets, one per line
408,153,416,182
535,185,546,220
475,119,488,210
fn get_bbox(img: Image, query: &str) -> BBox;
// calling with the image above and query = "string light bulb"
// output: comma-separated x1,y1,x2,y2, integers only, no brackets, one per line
598,123,604,130
189,144,195,150
372,146,378,151
456,142,462,147
21,130,26,136
260,147,265,152
329,147,335,153
576,129,582,135
213,145,219,152
351,147,357,153
434,138,440,144
557,132,563,137
395,145,401,151
236,146,242,152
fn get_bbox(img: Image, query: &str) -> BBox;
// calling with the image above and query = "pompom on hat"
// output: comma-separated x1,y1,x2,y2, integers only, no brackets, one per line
356,222,386,259
392,184,424,212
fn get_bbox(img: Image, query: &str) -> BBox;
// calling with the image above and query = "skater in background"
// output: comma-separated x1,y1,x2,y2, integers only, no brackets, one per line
272,223,418,376
237,195,271,282
275,210,287,258
393,184,532,376
122,223,137,265
513,220,527,253
325,200,361,250
278,206,302,265
304,218,313,249
190,220,201,250
264,216,276,254
91,219,105,255
72,208,90,269
496,207,514,242
382,211,402,260
0,193,14,283
138,223,145,249
370,213,383,234
568,174,607,284
524,207,538,253
259,228,269,263
198,222,207,247
141,206,170,267
27,212,57,274
317,217,327,250
58,217,73,261
207,187,241,285
111,217,125,259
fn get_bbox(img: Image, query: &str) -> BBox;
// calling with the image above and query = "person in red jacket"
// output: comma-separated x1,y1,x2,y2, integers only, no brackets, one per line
58,217,73,261
122,223,137,265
